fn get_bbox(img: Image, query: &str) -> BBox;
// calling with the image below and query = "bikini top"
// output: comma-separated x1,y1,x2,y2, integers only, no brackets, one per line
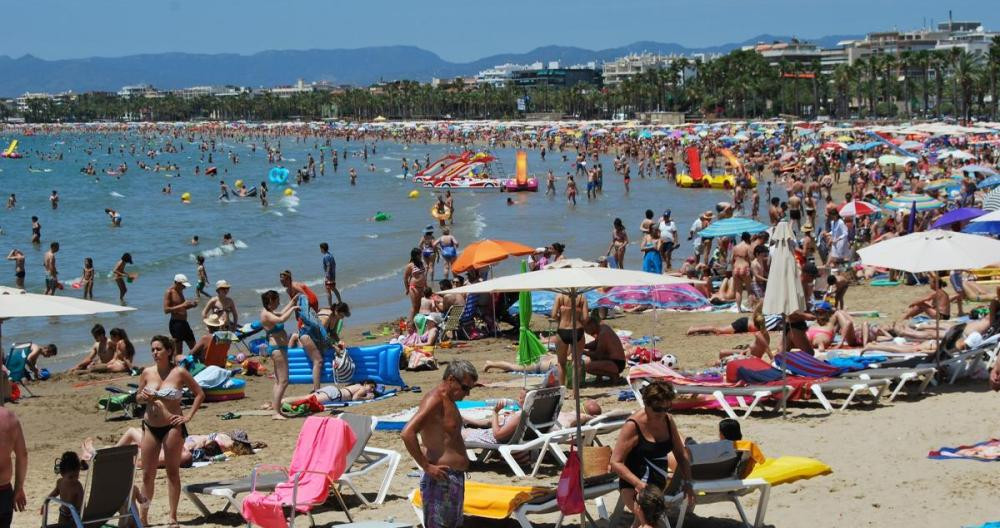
265,322,285,336
147,387,183,401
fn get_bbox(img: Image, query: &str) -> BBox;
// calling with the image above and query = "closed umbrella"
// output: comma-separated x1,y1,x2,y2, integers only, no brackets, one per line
516,261,546,383
837,200,879,217
451,239,535,274
883,193,944,212
699,217,769,239
931,207,985,229
762,222,806,417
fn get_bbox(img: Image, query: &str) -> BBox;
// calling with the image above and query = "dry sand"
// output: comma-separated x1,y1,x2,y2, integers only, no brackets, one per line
12,283,1000,528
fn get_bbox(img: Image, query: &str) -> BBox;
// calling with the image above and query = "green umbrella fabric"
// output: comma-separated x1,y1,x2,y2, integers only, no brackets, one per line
517,260,547,366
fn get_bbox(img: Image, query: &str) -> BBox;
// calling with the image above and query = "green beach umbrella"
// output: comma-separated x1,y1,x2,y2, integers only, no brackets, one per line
517,261,546,369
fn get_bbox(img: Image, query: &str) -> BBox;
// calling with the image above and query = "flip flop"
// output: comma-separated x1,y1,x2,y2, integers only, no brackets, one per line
219,412,241,420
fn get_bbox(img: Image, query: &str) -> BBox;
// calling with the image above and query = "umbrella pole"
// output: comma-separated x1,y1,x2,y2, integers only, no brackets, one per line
781,313,788,419
569,289,591,528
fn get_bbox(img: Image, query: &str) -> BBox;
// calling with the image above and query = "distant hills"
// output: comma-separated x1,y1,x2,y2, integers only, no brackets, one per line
0,34,861,97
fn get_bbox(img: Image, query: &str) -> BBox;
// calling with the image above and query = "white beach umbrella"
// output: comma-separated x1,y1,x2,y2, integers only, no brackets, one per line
450,267,694,521
0,286,135,318
857,230,1000,274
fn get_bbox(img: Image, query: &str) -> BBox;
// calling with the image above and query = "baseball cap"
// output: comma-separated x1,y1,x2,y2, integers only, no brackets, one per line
174,274,191,287
814,301,833,312
663,209,672,218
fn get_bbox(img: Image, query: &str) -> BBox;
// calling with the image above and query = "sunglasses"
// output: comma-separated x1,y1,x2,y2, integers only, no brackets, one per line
454,378,474,393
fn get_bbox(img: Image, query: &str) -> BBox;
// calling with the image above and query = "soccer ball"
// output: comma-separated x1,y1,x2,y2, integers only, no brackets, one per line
661,354,678,368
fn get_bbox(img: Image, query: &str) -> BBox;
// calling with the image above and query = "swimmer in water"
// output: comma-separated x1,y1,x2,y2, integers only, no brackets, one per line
105,208,122,227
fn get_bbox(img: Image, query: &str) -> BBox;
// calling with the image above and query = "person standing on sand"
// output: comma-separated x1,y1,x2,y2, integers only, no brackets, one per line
402,360,478,528
163,274,197,358
0,407,27,528
43,242,59,295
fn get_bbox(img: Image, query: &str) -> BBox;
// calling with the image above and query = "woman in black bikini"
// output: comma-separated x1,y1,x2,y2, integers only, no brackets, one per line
135,335,204,527
611,381,692,528
551,292,588,386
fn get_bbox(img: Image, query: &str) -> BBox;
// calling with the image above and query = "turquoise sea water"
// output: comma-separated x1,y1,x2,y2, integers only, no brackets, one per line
0,132,729,370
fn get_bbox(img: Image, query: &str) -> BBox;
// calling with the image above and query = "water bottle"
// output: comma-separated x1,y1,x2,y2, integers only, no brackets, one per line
485,398,514,409
211,454,227,462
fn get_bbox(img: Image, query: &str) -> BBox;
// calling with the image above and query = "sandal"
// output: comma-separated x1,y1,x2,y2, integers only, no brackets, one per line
219,412,241,420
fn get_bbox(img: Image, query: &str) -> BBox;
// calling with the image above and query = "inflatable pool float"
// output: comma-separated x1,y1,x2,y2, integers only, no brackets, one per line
204,378,246,402
287,343,406,386
746,456,831,486
425,178,501,190
676,173,753,189
502,177,539,192
268,167,289,184
430,205,452,221
870,279,899,287
374,211,390,222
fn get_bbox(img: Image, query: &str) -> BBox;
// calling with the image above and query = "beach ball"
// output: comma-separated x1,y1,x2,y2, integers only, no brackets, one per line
408,190,420,199
661,354,677,368
235,353,247,363
38,368,50,381
283,188,295,196
181,192,191,202
234,179,243,188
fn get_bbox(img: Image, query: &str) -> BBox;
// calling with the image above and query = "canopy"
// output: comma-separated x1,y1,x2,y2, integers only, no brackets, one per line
838,200,879,217
857,230,1000,273
451,239,535,274
931,208,985,229
0,286,135,319
698,217,769,239
543,258,598,270
762,222,806,316
971,209,1000,224
883,193,944,212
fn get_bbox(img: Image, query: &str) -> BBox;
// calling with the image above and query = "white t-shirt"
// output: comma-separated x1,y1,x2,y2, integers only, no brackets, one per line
658,219,677,242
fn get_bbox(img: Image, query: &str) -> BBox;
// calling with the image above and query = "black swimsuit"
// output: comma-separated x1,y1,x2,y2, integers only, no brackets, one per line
619,418,673,490
143,420,188,442
558,328,584,345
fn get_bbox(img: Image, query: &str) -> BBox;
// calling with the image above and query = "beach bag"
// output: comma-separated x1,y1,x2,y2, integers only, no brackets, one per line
557,445,585,515
333,349,355,383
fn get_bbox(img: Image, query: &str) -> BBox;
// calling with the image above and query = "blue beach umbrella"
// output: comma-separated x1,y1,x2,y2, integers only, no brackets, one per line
977,175,1000,190
931,207,985,229
699,217,769,239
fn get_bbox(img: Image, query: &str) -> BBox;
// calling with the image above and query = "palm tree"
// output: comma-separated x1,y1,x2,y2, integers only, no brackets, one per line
953,50,978,122
989,35,1000,120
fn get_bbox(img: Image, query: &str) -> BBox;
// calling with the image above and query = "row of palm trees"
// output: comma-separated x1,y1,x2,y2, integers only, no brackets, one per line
8,37,1000,123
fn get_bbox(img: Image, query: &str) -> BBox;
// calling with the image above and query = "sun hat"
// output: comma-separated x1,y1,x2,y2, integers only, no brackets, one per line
215,279,231,290
426,313,444,326
203,313,225,328
174,273,191,287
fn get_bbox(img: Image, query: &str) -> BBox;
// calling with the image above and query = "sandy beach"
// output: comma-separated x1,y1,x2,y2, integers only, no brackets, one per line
13,282,999,528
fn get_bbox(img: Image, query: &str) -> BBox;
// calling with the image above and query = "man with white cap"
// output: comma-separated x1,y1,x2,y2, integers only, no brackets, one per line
164,274,198,356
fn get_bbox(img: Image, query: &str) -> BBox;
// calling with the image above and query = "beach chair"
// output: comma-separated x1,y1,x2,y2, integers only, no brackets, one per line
184,414,397,519
441,303,468,341
778,350,935,401
4,344,33,398
408,473,619,528
732,357,890,412
41,445,143,528
100,385,143,422
628,363,791,420
465,386,564,477
204,331,236,367
241,416,356,527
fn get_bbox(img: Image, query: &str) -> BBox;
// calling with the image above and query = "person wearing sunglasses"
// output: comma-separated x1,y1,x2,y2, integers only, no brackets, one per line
611,381,693,528
402,360,478,528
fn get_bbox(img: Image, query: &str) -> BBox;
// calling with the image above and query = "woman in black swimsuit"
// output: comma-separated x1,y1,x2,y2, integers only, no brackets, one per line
135,335,204,527
611,381,692,527
551,292,588,386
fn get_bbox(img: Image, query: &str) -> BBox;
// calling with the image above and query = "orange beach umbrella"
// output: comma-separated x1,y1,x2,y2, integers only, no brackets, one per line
451,239,535,274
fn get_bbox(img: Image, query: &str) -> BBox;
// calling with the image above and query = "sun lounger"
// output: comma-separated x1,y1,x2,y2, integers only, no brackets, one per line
733,357,890,412
185,414,398,520
778,350,934,401
42,445,143,528
465,386,564,477
408,473,619,528
628,363,791,420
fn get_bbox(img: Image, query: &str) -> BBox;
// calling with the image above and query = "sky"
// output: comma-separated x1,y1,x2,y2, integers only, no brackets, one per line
2,0,999,63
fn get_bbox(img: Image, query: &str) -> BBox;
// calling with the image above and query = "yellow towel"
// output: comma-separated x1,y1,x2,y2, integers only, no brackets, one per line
412,481,550,519
747,456,832,486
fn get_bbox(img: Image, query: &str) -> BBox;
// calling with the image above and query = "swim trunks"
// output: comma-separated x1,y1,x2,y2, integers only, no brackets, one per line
44,274,57,291
169,319,196,346
0,483,11,528
612,359,626,373
420,468,465,528
731,317,750,334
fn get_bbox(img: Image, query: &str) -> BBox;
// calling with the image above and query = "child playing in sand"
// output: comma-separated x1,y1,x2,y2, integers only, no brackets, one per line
45,452,84,526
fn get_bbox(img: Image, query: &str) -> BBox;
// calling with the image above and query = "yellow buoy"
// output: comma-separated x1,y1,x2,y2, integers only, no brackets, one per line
284,188,294,196
234,179,243,188
181,192,191,202
408,190,420,199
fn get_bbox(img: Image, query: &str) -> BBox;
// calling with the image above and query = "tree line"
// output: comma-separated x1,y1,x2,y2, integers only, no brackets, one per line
6,37,999,123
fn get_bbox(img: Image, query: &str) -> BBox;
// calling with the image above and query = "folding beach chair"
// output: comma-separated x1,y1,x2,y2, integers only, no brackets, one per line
204,331,236,367
4,344,33,398
441,303,468,341
42,445,144,528
465,386,564,477
100,385,143,422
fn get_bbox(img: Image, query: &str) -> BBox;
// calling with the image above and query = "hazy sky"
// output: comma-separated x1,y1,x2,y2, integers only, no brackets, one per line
2,0,998,62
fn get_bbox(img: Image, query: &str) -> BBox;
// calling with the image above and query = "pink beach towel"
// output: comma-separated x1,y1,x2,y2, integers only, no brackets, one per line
242,416,357,528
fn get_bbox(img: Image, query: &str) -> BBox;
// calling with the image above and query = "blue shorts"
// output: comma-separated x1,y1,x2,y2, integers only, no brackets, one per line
586,182,595,191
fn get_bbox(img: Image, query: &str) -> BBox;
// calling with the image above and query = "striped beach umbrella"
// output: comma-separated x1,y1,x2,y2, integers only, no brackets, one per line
883,193,944,212
982,188,1000,211
698,217,770,239
838,200,879,217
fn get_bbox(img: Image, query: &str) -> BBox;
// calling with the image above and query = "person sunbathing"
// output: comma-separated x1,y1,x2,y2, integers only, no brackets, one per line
709,270,736,304
81,428,257,468
484,353,559,374
807,305,888,351
461,390,526,447
718,310,772,363
556,399,604,428
688,312,765,336
902,279,951,320
280,380,378,406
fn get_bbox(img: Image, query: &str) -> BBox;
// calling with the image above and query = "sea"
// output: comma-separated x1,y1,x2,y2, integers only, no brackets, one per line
0,132,730,370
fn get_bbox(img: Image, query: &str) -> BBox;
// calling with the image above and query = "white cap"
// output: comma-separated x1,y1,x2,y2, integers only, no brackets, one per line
174,274,191,287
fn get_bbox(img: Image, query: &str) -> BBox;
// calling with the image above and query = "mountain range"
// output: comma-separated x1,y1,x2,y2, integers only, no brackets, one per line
0,34,861,97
